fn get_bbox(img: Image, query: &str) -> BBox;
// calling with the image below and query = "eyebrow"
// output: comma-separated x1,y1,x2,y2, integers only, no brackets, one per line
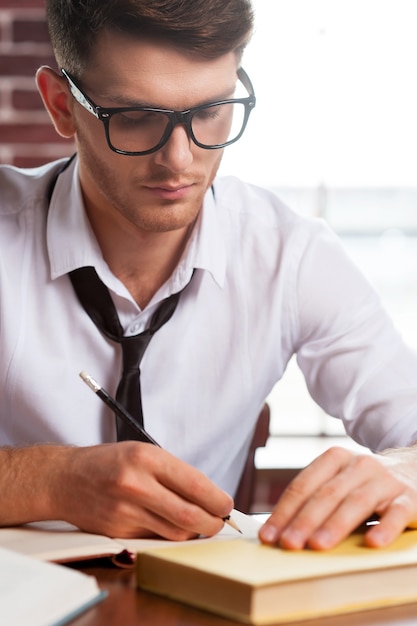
94,85,237,110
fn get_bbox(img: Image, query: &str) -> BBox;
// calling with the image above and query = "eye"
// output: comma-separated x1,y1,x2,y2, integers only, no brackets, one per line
111,110,168,131
118,110,155,124
194,106,222,122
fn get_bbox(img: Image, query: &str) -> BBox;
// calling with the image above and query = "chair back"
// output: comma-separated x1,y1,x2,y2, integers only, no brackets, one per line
234,403,270,513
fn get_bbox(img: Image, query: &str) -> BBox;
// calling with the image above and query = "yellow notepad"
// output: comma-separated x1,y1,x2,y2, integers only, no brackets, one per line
136,529,417,624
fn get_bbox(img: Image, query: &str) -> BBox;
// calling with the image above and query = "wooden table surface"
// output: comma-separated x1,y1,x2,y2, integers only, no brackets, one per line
67,558,417,626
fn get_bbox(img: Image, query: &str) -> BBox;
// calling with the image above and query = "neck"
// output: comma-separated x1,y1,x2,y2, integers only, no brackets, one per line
86,209,195,309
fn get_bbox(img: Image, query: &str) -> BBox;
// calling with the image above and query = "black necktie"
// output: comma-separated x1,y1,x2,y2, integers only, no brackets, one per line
69,266,181,441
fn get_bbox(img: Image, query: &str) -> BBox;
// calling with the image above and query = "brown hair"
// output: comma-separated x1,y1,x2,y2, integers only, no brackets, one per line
46,0,254,77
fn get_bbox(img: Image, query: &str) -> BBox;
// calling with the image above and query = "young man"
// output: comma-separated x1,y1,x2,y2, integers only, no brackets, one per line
1,0,417,549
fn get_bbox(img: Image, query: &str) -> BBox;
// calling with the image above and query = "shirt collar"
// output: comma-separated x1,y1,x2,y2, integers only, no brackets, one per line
47,157,104,280
47,158,226,292
170,185,226,291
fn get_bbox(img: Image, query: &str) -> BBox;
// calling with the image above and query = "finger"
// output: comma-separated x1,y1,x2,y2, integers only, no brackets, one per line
125,446,231,536
365,492,417,547
259,447,353,545
115,441,233,520
115,462,228,538
87,469,226,540
305,471,404,549
114,506,202,541
144,484,227,539
279,454,385,549
78,498,202,541
152,448,233,519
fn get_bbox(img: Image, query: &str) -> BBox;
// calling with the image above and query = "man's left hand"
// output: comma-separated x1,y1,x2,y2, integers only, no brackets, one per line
258,445,417,550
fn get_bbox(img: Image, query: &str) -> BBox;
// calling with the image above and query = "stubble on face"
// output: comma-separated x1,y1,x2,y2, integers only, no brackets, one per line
76,122,223,235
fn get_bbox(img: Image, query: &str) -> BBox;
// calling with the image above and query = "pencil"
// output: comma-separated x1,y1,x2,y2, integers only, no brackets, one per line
80,370,160,445
79,370,242,534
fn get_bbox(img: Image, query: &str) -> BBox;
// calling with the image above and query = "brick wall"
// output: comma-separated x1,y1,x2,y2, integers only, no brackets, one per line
0,0,74,167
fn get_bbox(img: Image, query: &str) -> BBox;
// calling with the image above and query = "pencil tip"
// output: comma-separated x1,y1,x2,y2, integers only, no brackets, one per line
223,515,242,534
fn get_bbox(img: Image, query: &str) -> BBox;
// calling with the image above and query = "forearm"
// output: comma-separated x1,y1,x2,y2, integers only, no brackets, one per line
0,444,71,526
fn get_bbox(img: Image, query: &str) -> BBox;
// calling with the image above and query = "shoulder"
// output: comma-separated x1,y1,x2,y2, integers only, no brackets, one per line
0,159,69,217
211,175,334,246
212,175,298,225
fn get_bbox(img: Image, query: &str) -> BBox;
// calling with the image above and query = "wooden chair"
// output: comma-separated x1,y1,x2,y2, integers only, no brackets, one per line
233,403,270,513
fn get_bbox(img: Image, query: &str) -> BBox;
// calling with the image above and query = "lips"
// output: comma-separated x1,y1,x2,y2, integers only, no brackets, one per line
157,185,188,192
147,181,192,190
144,182,194,199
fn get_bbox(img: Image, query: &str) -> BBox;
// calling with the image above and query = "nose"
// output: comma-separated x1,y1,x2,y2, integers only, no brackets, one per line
153,124,194,172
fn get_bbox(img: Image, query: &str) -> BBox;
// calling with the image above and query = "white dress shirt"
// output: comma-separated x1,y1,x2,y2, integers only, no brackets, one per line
1,157,417,496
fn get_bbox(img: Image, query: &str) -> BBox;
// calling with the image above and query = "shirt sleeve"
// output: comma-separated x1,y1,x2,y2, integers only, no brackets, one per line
293,219,417,451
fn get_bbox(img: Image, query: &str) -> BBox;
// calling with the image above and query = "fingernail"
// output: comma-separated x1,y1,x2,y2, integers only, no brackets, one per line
310,529,332,549
366,526,387,547
279,529,305,549
259,523,280,544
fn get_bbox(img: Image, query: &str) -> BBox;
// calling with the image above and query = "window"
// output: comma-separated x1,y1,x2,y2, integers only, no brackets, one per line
219,0,417,437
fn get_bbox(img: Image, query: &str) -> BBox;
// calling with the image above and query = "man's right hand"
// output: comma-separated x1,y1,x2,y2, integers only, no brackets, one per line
0,443,233,540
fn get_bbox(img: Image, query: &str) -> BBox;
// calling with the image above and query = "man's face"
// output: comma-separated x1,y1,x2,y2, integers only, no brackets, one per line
69,31,240,234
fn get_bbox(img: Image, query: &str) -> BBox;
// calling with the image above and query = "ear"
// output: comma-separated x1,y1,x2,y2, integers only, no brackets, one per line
36,66,76,139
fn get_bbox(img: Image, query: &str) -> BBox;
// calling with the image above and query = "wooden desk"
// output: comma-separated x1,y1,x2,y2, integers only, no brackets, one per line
69,559,417,626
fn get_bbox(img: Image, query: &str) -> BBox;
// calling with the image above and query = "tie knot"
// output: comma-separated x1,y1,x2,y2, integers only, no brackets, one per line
120,332,152,371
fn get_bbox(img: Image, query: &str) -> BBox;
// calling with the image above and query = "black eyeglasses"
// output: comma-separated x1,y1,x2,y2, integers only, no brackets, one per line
61,68,256,156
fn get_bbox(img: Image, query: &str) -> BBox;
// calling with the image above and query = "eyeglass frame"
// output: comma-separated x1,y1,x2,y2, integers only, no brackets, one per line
61,67,256,156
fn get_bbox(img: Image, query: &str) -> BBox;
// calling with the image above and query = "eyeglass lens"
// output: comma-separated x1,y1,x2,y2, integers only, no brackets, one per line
106,101,247,153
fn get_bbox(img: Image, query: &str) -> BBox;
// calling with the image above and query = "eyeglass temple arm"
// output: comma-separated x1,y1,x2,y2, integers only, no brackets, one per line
61,68,99,118
237,67,255,98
